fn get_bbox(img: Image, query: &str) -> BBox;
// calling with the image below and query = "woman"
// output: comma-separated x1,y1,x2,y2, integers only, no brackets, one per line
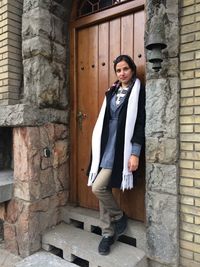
87,55,145,255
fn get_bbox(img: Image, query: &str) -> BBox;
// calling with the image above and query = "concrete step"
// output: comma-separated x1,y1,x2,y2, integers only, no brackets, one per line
42,223,147,267
15,251,77,267
61,205,147,251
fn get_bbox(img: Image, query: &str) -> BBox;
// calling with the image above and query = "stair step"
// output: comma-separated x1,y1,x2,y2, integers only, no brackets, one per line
61,205,147,251
15,251,77,267
42,223,147,267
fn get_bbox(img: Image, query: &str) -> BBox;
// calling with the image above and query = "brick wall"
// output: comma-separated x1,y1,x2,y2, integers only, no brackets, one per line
180,0,200,266
0,0,23,105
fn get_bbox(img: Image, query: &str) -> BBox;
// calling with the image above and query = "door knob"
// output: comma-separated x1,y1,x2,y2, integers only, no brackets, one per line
77,111,87,130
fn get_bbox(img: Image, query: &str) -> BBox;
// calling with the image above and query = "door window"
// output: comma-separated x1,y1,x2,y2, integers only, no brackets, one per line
78,0,130,17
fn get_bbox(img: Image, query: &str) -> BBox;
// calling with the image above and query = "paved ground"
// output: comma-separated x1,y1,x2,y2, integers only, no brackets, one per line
0,241,82,267
0,242,22,267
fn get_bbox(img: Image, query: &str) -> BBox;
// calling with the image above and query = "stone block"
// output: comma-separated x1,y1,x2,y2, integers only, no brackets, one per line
22,36,51,59
51,16,67,45
146,137,178,163
146,78,179,138
146,163,178,195
5,199,24,224
4,223,19,255
146,191,179,265
23,0,52,13
53,42,66,63
13,124,69,201
50,2,68,19
53,140,68,167
22,7,51,40
23,56,67,108
146,58,179,79
145,1,179,58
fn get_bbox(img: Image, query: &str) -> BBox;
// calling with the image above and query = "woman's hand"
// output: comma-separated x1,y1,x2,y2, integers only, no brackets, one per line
128,155,139,172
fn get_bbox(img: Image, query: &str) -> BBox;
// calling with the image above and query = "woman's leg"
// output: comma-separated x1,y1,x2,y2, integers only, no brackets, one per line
92,168,123,237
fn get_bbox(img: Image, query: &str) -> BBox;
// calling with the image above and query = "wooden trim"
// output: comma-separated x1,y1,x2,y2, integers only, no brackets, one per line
71,0,145,29
69,27,78,204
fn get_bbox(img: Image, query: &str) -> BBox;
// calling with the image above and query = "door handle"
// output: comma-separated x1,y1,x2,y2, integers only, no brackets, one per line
77,111,87,130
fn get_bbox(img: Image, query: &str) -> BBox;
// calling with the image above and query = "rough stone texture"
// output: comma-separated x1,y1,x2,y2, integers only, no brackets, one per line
146,163,178,195
145,1,179,266
146,137,178,164
4,123,69,257
148,260,173,267
21,0,72,109
0,242,22,267
146,78,179,139
146,192,179,265
23,56,67,108
15,251,77,267
1,0,73,258
0,105,68,126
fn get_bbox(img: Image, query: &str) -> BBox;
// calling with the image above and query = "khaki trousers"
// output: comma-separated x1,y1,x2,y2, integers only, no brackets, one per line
92,168,123,237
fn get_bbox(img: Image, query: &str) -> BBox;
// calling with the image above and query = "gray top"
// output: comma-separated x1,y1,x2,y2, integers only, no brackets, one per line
100,89,141,169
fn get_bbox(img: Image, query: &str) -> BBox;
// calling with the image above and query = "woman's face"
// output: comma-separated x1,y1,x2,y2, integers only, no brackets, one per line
115,60,134,87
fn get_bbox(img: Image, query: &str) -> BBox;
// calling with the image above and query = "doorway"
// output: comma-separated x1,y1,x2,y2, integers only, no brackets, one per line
70,0,145,221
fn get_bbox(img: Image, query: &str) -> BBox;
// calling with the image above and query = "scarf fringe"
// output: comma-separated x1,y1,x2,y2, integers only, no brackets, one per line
88,172,97,186
121,173,134,191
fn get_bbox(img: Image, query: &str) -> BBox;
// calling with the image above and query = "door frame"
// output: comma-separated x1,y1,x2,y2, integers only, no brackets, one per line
69,0,145,204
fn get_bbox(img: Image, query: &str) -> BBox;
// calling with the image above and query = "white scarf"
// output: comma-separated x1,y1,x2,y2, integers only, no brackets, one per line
88,78,141,191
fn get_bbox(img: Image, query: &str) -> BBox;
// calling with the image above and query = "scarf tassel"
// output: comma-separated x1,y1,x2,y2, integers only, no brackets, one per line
121,173,133,191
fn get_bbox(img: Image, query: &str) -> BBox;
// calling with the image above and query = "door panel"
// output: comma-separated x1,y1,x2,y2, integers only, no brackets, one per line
72,8,145,221
98,22,109,104
77,26,99,209
121,14,134,56
109,18,121,84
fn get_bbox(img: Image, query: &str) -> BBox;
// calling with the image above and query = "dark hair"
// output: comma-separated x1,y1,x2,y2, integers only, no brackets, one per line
113,55,136,76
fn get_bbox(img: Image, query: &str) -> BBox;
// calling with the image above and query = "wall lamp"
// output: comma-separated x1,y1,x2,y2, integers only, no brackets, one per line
146,6,167,72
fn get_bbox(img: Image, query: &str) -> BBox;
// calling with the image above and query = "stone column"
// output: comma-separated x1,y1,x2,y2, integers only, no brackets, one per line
3,0,73,257
4,124,69,257
145,1,180,266
22,0,71,108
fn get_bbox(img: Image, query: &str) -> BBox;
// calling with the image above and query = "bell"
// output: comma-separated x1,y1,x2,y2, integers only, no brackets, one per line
148,45,164,72
146,5,167,71
146,30,167,52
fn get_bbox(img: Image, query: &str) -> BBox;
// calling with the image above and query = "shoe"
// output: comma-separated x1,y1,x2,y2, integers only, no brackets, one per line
113,213,128,236
98,235,115,255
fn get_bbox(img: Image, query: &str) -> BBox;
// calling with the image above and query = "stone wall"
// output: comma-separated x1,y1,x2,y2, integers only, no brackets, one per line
0,0,23,105
179,0,200,266
145,1,180,266
22,0,71,109
3,0,72,257
4,124,69,257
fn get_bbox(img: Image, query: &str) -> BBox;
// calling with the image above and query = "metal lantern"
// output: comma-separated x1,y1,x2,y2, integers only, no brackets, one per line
146,6,167,72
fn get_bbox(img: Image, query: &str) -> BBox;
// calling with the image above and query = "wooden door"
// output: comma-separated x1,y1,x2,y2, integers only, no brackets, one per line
70,1,145,222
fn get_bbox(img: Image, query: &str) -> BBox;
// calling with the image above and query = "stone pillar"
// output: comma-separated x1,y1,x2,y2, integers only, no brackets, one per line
22,0,72,108
4,123,69,257
3,0,73,257
145,1,180,266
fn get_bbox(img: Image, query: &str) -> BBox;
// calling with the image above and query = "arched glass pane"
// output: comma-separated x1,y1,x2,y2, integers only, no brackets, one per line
99,0,113,9
78,0,130,18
